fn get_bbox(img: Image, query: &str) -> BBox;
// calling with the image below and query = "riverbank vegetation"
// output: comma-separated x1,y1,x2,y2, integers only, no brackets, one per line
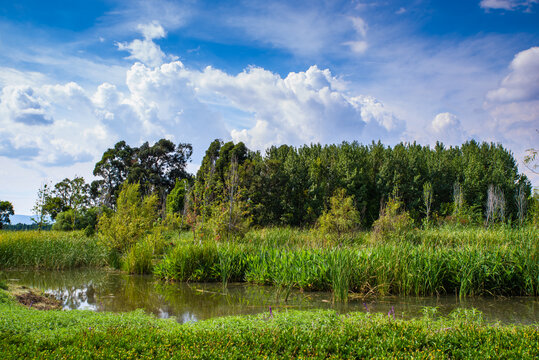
0,288,537,359
1,139,538,299
0,231,107,269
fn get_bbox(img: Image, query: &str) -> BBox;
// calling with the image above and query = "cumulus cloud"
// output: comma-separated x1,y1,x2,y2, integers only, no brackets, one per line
480,0,538,11
486,47,539,103
484,46,539,182
190,65,404,150
0,138,40,160
116,21,177,67
0,86,53,126
0,20,406,209
0,82,111,167
430,112,467,145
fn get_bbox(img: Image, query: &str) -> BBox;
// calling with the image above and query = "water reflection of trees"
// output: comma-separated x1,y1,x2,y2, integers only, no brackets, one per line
2,270,537,324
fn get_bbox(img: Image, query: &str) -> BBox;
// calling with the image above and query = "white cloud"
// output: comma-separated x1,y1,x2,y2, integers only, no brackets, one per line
350,16,368,38
0,82,111,167
430,112,467,145
138,21,166,40
480,0,538,11
189,64,404,150
344,16,369,54
116,21,177,67
486,47,539,103
0,86,53,126
344,40,368,54
395,7,406,15
484,46,539,183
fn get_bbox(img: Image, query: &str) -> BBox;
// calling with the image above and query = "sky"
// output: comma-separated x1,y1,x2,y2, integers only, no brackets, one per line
0,0,538,214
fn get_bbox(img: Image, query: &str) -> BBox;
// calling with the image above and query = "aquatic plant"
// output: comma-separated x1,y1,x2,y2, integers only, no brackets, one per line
0,294,537,359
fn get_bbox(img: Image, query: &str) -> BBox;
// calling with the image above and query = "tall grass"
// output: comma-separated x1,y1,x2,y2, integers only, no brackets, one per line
155,225,538,299
0,231,107,269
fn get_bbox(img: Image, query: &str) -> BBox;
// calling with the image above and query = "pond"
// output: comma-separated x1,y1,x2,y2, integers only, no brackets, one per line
2,269,537,324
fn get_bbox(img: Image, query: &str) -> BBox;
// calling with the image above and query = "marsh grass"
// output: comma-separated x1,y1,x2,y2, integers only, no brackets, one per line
156,225,538,298
0,231,107,269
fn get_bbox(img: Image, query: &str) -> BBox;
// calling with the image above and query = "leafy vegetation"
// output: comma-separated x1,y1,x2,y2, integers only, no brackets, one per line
0,201,14,229
0,291,537,359
154,225,538,299
98,183,160,272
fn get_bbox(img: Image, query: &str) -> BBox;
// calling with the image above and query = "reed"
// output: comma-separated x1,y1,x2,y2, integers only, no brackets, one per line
155,225,538,297
0,231,107,269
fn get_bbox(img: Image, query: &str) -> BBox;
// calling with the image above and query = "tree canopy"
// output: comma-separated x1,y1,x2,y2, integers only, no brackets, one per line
0,201,14,229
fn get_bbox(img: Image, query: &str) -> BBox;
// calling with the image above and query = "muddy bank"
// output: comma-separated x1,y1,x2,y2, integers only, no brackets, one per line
10,285,62,310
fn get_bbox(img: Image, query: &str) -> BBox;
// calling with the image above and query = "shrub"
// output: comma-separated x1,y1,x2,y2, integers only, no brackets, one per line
318,189,360,240
372,197,413,241
98,183,158,261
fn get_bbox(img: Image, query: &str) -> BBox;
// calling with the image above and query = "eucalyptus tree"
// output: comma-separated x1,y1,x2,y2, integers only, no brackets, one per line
0,200,14,229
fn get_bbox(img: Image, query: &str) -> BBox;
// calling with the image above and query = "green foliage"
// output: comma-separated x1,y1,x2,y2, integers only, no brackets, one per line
318,189,360,239
93,139,192,210
372,197,413,241
529,191,539,227
31,183,51,231
155,226,538,297
206,201,252,242
98,183,158,256
166,178,188,214
0,201,14,229
0,231,107,269
52,206,111,234
123,237,154,275
422,181,433,226
1,304,537,359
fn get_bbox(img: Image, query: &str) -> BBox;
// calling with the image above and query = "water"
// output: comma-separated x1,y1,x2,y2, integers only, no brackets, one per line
2,269,537,324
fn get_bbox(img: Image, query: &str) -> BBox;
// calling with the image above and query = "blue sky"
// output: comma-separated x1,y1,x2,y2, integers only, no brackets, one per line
0,0,538,214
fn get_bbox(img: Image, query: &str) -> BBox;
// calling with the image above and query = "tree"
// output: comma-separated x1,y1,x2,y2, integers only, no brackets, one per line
485,184,506,225
166,178,189,214
422,182,433,225
93,141,135,207
0,201,14,229
32,183,51,231
98,183,158,256
524,148,538,174
94,139,192,211
131,139,193,212
318,189,361,241
515,183,527,226
44,177,90,228
523,129,538,174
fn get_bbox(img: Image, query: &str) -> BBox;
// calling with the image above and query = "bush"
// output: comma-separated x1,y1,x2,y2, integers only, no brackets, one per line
53,206,112,235
98,183,158,255
204,201,251,242
318,189,360,241
372,197,413,241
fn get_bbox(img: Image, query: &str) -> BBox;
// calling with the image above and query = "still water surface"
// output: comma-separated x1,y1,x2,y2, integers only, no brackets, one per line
2,269,537,324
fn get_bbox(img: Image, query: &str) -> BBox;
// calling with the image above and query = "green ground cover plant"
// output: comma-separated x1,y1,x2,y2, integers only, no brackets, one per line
0,290,537,359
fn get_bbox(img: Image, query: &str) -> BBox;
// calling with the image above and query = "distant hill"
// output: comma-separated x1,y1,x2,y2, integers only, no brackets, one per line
9,215,37,225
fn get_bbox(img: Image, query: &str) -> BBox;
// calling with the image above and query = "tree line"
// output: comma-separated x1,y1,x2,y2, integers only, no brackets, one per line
189,139,531,230
2,137,535,232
